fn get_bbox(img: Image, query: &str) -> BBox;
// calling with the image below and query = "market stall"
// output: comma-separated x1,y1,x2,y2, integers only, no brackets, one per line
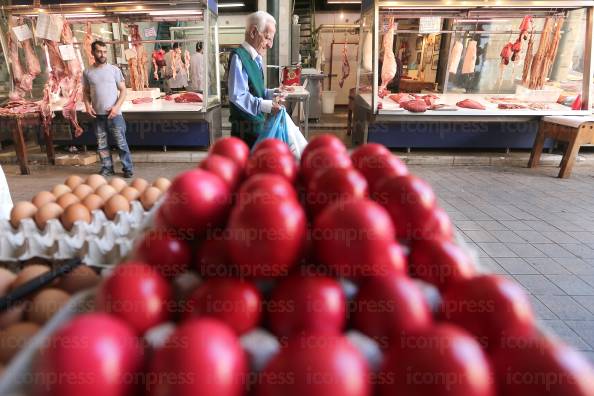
0,0,222,158
353,0,594,149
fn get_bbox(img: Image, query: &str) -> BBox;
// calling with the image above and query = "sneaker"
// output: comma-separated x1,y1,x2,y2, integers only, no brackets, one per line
99,168,115,177
123,170,134,179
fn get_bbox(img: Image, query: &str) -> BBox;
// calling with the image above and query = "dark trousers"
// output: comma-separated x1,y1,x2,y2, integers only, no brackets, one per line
230,120,261,149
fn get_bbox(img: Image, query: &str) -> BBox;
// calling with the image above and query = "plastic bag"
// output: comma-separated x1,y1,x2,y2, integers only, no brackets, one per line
0,165,12,220
285,113,308,159
255,107,308,159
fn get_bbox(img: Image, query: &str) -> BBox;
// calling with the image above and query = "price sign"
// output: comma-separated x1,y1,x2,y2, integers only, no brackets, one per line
419,17,442,34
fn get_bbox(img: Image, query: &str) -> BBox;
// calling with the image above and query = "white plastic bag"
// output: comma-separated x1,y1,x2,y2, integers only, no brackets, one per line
285,115,308,160
0,165,13,220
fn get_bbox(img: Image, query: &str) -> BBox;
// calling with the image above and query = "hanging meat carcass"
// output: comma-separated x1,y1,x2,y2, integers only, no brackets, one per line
128,53,140,91
129,24,148,90
83,22,94,66
532,17,564,90
461,40,477,74
522,28,535,84
380,18,396,90
59,21,84,136
448,41,463,74
338,41,350,88
184,49,191,78
8,17,41,99
528,17,554,90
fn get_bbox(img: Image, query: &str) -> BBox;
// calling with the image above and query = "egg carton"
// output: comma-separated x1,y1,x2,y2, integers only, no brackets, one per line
0,201,160,266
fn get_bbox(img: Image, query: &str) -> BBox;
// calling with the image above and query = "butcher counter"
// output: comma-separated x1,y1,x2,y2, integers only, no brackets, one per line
352,93,591,150
50,98,222,149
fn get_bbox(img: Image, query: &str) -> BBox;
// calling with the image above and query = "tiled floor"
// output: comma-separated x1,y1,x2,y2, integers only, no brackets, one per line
3,161,594,362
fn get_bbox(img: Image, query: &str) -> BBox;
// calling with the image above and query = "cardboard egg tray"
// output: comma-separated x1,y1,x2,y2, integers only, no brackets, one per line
0,201,160,266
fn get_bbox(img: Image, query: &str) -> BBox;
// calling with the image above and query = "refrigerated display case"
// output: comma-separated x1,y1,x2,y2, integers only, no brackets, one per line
353,0,594,149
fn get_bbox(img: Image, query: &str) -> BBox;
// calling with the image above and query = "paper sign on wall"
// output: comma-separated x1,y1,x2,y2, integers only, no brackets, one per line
12,24,33,41
125,48,138,60
58,44,76,61
419,17,442,34
35,14,64,42
144,27,156,38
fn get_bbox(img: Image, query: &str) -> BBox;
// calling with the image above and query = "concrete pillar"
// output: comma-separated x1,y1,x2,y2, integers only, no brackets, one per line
267,0,280,86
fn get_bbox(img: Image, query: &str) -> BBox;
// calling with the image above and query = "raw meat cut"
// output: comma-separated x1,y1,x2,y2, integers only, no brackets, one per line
421,94,439,106
498,103,527,109
461,40,477,74
174,92,203,103
163,94,173,101
83,22,94,66
528,102,551,110
380,18,396,90
338,41,350,88
401,99,428,113
388,93,415,105
132,97,153,104
448,41,463,74
456,99,486,110
429,103,457,111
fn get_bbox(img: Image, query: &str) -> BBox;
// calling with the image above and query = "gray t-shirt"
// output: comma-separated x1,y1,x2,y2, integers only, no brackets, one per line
83,64,124,115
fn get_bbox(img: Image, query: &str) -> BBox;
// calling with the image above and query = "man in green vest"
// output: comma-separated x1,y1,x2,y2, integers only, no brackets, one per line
228,11,282,148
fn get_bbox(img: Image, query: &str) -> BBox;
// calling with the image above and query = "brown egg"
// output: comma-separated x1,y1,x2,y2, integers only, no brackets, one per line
95,184,117,201
73,184,94,200
86,174,107,190
11,264,51,291
60,203,92,231
27,288,70,325
0,304,26,330
104,194,130,220
0,269,16,296
34,203,63,230
31,191,55,208
140,186,162,210
120,186,140,202
51,184,72,198
64,175,84,190
57,265,100,294
0,322,40,363
56,193,80,209
82,194,104,211
109,177,128,192
131,178,149,194
153,177,171,192
9,201,37,229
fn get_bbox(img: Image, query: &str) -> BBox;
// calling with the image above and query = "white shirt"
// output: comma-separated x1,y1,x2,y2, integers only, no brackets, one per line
190,51,204,91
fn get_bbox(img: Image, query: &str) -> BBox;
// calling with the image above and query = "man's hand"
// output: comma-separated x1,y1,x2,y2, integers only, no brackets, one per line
281,85,295,92
271,101,282,114
107,106,119,119
85,104,97,118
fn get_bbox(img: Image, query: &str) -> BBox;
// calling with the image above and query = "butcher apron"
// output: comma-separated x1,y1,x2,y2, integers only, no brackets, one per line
228,47,265,148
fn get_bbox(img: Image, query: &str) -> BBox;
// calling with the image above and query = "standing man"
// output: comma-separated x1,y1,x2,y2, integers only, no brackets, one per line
164,43,188,93
189,41,204,92
228,11,281,148
83,40,134,178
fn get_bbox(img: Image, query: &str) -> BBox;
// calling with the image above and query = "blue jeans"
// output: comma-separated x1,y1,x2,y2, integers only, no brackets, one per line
93,115,133,173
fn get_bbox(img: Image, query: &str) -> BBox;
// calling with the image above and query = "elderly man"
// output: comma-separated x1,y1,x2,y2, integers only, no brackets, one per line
228,11,281,148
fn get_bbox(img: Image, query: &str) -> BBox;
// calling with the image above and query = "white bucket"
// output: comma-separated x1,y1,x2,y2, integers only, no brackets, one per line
321,91,337,114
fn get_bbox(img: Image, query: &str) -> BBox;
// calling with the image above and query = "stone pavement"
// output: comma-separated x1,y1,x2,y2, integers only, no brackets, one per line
3,162,594,362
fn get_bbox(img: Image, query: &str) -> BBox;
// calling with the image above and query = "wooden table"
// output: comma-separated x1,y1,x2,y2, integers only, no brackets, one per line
0,112,55,175
529,116,594,178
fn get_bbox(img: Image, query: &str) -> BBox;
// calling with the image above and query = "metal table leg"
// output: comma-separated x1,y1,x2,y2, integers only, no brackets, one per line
304,95,310,138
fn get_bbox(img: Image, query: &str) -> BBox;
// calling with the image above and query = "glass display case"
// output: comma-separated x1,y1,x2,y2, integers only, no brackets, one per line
352,0,594,149
356,0,594,116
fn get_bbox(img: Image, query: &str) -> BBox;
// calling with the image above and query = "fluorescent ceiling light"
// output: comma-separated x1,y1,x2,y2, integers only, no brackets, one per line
327,0,361,3
219,2,245,7
64,13,106,18
148,10,202,15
